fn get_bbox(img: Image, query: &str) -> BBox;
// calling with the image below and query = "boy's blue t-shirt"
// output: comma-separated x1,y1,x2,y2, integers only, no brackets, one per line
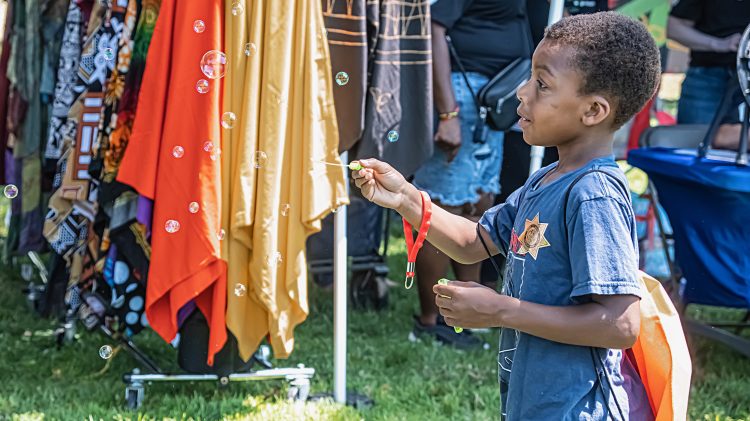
479,156,651,420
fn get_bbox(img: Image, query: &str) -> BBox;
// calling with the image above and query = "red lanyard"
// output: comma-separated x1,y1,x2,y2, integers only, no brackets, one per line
402,190,432,289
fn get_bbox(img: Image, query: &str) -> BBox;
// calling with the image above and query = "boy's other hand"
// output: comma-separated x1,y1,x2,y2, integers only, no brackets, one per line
352,158,411,210
434,118,462,162
433,281,516,329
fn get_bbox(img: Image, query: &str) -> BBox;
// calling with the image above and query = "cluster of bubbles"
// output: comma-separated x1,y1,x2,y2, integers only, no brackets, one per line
153,19,394,312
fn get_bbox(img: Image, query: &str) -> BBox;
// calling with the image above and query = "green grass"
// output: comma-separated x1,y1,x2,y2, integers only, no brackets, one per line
0,220,748,420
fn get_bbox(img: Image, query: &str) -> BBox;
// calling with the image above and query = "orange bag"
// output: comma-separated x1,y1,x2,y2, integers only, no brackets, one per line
631,271,692,420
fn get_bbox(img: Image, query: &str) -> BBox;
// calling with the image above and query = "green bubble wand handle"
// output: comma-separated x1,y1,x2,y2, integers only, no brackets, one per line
437,279,463,333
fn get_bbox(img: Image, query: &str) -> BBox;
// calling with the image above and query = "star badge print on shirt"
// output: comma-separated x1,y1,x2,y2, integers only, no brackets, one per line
515,213,550,260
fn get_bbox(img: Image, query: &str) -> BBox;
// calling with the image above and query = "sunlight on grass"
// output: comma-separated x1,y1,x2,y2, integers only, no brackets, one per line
0,219,748,419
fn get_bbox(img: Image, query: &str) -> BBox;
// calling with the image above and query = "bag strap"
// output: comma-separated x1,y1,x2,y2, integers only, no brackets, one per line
445,35,481,114
476,167,631,420
445,4,535,115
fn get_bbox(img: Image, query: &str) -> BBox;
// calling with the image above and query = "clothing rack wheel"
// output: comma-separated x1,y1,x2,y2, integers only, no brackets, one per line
124,369,145,410
286,375,311,402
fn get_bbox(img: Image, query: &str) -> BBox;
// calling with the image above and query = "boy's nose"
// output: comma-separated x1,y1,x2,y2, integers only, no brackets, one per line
517,79,530,103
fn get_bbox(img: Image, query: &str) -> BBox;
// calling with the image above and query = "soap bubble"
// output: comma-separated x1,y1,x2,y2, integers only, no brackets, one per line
244,43,257,57
280,203,290,216
165,220,180,233
200,50,227,80
254,151,268,169
234,283,246,297
3,184,18,199
267,251,282,266
102,48,115,61
203,141,214,152
231,1,244,16
193,20,206,33
221,112,237,129
335,72,349,86
99,345,113,359
196,79,209,94
387,130,399,143
172,146,185,158
217,229,226,241
188,202,200,213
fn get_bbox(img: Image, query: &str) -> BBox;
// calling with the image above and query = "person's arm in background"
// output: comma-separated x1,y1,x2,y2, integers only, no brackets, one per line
431,23,462,162
667,16,741,52
715,124,750,151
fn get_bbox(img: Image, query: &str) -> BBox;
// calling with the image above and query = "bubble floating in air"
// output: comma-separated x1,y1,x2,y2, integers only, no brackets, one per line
99,345,113,359
193,20,206,33
244,43,257,57
234,283,246,296
335,72,349,86
200,50,227,80
254,151,268,169
196,79,209,94
231,1,244,16
172,146,185,158
3,184,18,199
165,219,180,234
221,112,237,129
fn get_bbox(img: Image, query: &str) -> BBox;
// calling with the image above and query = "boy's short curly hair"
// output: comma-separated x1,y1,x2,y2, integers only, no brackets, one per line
544,12,661,128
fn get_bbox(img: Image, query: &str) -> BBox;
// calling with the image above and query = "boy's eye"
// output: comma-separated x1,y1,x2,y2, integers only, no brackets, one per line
536,79,547,90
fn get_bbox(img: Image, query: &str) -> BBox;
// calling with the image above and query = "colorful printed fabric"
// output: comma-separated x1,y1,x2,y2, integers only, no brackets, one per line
46,0,91,161
104,0,161,183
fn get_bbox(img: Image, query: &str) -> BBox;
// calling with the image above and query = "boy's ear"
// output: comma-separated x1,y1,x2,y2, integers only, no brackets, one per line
581,95,611,127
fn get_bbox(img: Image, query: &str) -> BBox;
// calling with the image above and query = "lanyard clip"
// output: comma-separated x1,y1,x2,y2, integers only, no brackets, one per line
404,261,415,289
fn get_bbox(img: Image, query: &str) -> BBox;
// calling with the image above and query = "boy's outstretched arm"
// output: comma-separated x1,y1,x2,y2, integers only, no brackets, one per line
434,282,640,349
352,158,499,264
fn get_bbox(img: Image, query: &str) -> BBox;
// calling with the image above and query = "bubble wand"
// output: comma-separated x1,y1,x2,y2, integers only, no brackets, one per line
438,279,463,333
316,160,363,171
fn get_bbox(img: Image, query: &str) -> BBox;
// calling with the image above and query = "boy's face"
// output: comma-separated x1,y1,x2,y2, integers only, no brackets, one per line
516,40,605,147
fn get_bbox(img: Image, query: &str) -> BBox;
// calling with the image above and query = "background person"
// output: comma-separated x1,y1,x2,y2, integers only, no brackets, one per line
668,0,750,124
409,0,533,348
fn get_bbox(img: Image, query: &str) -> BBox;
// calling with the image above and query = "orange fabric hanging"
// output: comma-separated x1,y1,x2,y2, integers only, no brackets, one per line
117,0,226,364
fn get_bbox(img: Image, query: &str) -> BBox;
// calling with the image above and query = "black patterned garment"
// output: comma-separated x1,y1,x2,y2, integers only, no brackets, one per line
322,0,433,179
45,0,91,162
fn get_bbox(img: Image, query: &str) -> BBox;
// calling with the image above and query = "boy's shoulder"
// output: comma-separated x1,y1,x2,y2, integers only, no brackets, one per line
565,160,631,211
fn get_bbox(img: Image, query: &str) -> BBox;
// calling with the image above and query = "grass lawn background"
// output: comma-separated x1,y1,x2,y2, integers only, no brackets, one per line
0,205,748,420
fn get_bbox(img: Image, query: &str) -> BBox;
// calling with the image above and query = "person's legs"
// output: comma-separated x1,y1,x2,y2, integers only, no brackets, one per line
677,66,730,125
410,72,502,348
415,202,461,326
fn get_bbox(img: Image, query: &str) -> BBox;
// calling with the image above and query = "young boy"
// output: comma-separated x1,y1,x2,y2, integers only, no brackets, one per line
352,12,660,420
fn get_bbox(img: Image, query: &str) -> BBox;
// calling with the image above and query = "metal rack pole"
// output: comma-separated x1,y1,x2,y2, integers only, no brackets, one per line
333,151,348,404
529,0,565,175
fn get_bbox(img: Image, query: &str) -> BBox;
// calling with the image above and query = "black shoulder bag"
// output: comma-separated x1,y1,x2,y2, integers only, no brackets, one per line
446,14,533,139
475,169,630,420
